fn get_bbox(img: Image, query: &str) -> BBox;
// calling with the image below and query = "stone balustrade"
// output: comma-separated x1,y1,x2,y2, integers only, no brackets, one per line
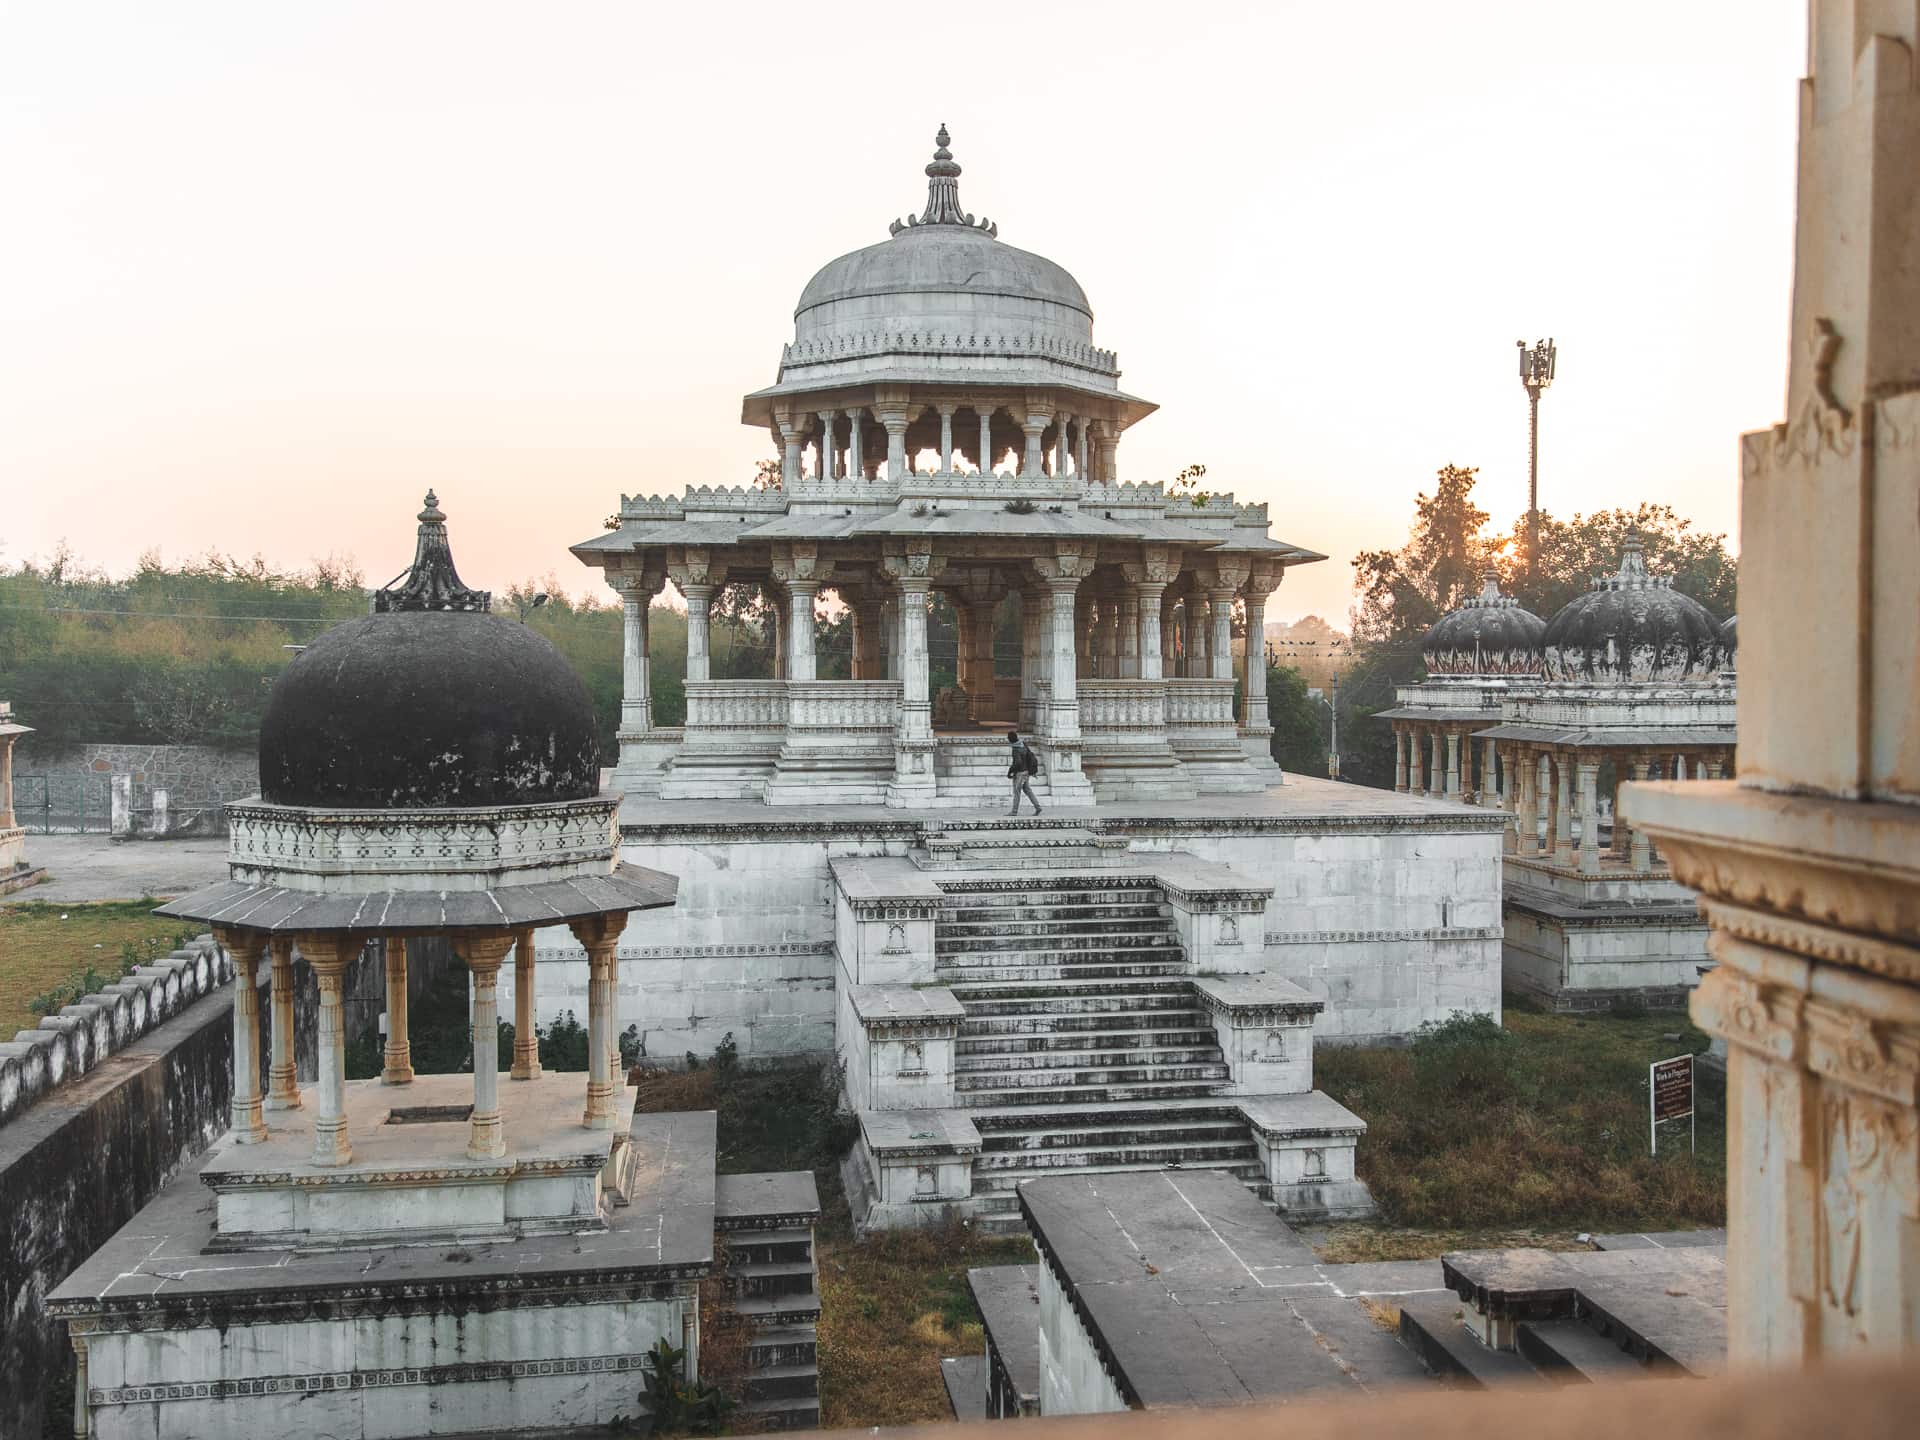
1165,677,1238,730
682,679,790,734
784,679,902,733
1078,679,1170,734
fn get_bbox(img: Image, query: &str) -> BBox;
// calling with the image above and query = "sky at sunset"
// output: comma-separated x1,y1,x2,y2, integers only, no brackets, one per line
2,1,1804,624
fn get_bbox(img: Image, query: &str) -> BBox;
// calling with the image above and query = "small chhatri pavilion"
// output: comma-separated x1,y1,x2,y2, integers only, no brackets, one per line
46,498,771,1440
572,127,1326,809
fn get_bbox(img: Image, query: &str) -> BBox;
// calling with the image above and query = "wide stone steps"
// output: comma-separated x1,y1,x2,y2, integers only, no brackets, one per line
956,1024,1219,1053
954,1077,1228,1107
955,1043,1224,1074
940,888,1161,912
1515,1320,1664,1381
727,1260,817,1300
936,960,1189,984
975,1137,1257,1172
939,913,1173,936
938,926,1179,953
939,906,1170,930
978,1115,1252,1151
724,1225,815,1267
967,1159,1269,1233
746,1325,820,1372
714,1176,821,1430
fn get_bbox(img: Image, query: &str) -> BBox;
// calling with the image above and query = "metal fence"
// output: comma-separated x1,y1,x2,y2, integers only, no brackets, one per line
13,773,111,833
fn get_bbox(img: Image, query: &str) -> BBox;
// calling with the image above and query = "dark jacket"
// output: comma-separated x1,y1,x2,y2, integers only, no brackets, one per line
1008,740,1038,778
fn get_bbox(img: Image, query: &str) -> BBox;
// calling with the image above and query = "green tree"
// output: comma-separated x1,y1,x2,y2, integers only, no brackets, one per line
1266,661,1329,778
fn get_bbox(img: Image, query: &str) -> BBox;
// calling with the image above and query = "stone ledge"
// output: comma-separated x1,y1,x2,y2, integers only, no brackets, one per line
0,935,225,1128
1194,974,1323,1021
1240,1091,1368,1140
860,1107,981,1157
848,985,965,1034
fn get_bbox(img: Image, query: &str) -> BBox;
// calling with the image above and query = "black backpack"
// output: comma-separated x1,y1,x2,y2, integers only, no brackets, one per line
1018,743,1040,776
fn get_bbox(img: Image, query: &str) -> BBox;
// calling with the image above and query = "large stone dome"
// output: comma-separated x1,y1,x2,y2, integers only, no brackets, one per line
1542,531,1726,683
1422,572,1546,677
258,495,601,809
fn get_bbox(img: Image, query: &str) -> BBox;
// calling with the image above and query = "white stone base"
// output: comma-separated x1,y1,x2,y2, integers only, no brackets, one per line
843,1108,981,1233
1241,1091,1374,1220
613,728,683,798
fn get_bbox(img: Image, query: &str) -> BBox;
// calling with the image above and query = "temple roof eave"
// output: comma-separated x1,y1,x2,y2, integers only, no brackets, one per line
740,373,1159,430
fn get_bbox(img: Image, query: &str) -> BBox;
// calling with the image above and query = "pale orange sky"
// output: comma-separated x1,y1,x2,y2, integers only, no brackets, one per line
1,2,1804,624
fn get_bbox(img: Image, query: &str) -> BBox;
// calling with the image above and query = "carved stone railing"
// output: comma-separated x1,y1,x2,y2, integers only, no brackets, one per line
779,329,1121,377
681,680,789,737
1165,678,1238,731
784,680,902,734
1078,680,1169,736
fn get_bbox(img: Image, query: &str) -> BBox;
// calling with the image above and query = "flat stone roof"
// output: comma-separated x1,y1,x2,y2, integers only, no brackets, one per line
968,1265,1041,1404
617,774,1504,838
1019,1170,1431,1407
714,1169,821,1227
859,1107,981,1155
49,1110,719,1323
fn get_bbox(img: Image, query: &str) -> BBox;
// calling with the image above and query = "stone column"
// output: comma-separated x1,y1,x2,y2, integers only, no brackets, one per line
767,592,787,680
570,913,628,1130
1483,738,1500,808
847,408,865,480
301,934,357,1167
1118,590,1141,679
1428,731,1442,799
1055,414,1073,476
1552,754,1573,865
0,731,14,830
1045,578,1083,743
1130,583,1163,681
1505,747,1528,855
1018,589,1042,732
1020,410,1050,478
1076,419,1090,479
816,410,838,481
682,582,714,682
614,575,653,736
880,405,910,480
1101,592,1122,678
378,936,411,1085
1446,731,1463,799
218,929,268,1144
70,1330,89,1440
1409,726,1425,793
265,936,301,1108
511,928,540,1080
884,551,941,804
1394,728,1408,793
1241,585,1271,731
1628,760,1652,869
1208,588,1236,683
778,414,806,487
978,408,995,475
454,933,514,1160
1576,759,1601,872
937,404,955,473
786,580,820,681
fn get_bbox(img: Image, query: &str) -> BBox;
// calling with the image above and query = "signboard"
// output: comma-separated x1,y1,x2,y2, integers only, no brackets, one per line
1649,1054,1695,1155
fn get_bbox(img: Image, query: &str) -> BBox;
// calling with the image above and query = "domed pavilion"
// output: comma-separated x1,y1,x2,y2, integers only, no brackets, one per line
573,126,1327,807
1384,530,1737,1012
49,498,825,1437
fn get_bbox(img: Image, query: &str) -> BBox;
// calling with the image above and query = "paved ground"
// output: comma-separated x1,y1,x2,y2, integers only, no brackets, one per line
7,834,227,904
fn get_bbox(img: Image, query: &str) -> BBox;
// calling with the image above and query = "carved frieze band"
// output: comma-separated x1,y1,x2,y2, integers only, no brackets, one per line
89,1352,652,1407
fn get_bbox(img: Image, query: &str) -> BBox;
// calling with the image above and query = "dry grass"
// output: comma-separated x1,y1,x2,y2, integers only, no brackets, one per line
0,898,200,1037
1309,1223,1596,1265
1315,1004,1726,1235
815,1216,1030,1430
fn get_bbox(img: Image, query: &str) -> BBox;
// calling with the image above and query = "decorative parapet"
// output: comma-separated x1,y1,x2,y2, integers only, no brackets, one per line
226,797,619,892
779,331,1121,379
0,935,227,1127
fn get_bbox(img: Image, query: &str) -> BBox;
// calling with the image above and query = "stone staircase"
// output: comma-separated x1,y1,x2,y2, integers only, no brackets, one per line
714,1173,823,1430
931,735,1052,809
935,879,1264,1232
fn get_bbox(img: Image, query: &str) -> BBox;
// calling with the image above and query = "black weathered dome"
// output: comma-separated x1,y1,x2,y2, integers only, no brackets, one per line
1720,614,1738,652
1421,573,1546,677
1541,531,1725,683
258,495,601,808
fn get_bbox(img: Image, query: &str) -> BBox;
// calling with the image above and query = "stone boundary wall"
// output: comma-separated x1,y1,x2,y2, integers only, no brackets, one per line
0,984,238,1440
0,936,228,1125
14,740,259,835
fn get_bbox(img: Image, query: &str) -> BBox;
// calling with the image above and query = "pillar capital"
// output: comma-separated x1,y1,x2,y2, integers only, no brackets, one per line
666,545,727,593
770,542,831,587
451,930,516,978
879,545,945,590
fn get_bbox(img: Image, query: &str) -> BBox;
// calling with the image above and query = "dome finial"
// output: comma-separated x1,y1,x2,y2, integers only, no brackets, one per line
374,491,492,614
890,125,997,239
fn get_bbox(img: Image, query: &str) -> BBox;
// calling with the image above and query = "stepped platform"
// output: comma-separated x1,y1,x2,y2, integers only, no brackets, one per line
715,1171,824,1430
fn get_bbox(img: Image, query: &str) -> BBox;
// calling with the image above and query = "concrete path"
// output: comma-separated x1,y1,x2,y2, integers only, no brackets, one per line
6,834,227,904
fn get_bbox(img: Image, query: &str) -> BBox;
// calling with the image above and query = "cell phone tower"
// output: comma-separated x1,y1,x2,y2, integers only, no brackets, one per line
1516,338,1557,585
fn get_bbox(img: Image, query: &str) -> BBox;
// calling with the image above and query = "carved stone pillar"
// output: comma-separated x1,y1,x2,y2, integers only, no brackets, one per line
1020,409,1051,478
968,603,997,721
1483,737,1500,808
381,936,412,1085
1118,590,1141,679
1207,588,1236,683
977,407,995,475
1446,731,1463,800
300,933,358,1167
1075,418,1090,479
455,932,515,1160
815,410,838,481
1504,746,1526,853
879,405,910,481
1052,413,1072,476
937,403,955,473
267,936,301,1108
1395,728,1409,793
847,407,866,480
777,412,807,487
1241,580,1272,732
1549,753,1571,863
217,929,268,1144
1409,726,1425,794
882,548,942,805
511,928,541,1080
69,1330,89,1440
1429,730,1443,800
570,913,629,1130
1576,759,1601,872
681,582,715,682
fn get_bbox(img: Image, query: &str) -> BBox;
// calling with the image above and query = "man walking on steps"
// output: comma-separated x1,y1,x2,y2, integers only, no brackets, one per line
1007,731,1043,817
